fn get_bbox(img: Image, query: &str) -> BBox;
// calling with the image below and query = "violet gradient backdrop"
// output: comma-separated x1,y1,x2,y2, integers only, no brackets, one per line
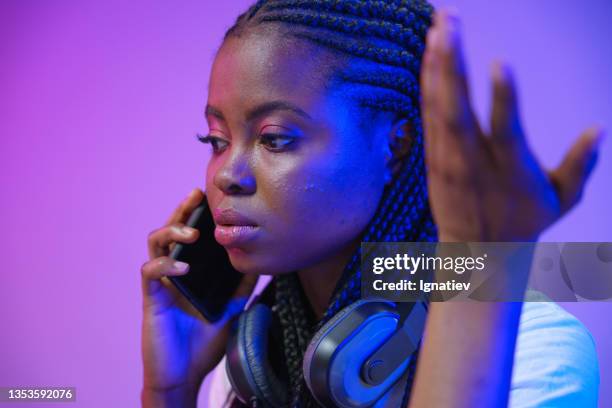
1,1,611,407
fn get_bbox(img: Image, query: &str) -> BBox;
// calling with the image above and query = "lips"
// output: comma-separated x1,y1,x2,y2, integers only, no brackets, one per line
213,208,260,247
213,208,258,227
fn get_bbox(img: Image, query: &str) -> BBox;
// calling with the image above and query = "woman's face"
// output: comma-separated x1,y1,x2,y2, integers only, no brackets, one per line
205,28,393,275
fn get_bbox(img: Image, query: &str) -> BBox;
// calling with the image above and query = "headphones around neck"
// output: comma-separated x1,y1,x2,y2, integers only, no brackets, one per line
225,284,427,408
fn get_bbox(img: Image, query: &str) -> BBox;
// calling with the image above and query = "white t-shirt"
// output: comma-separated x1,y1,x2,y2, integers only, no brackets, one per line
206,300,599,407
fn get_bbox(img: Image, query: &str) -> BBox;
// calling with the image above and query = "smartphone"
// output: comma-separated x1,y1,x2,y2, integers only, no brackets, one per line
168,194,243,322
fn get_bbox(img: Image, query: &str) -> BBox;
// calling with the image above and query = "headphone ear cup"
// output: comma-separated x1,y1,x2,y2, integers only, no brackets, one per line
303,300,405,408
303,299,371,391
226,304,289,407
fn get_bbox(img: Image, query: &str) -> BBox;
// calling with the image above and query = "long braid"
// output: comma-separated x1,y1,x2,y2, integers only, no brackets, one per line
274,274,312,398
222,1,437,407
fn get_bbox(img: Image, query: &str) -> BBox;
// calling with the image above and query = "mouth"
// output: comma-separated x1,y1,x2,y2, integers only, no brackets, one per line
214,224,260,247
213,207,258,227
213,207,260,247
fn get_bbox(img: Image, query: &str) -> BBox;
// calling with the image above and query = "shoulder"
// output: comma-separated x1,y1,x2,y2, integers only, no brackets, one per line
207,355,236,408
510,293,600,407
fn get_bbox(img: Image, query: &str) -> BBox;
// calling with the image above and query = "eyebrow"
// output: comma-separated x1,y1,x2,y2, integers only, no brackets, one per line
205,100,313,123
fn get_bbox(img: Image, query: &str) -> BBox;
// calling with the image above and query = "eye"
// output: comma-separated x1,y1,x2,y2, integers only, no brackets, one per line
196,133,229,154
259,133,296,152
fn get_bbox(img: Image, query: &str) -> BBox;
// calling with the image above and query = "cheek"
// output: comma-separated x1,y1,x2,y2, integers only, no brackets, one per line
262,146,386,247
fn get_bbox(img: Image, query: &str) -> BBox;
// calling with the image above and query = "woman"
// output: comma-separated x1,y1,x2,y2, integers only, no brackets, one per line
141,1,602,407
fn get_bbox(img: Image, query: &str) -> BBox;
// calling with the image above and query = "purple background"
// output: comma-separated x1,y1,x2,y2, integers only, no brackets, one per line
1,1,610,407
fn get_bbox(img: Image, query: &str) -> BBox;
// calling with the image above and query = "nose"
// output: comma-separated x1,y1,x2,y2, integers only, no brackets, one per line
212,146,256,195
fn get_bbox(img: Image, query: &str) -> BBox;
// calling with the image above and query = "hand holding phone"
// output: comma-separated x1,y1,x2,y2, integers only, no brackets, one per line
140,188,258,405
167,193,246,323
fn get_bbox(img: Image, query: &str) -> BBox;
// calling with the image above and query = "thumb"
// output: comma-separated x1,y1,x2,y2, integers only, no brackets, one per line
548,126,605,214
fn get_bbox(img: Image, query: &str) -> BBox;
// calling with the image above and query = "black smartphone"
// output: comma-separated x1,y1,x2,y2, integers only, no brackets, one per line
167,194,243,322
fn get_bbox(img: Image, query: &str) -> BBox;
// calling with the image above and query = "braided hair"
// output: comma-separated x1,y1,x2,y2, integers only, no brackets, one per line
221,1,437,406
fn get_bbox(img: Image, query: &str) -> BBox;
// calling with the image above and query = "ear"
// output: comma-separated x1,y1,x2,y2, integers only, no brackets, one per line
384,118,413,185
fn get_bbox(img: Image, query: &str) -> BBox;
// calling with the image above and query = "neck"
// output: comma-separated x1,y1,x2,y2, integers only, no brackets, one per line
296,237,361,321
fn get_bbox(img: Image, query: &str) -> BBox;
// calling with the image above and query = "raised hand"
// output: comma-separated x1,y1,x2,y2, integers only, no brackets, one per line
420,8,604,242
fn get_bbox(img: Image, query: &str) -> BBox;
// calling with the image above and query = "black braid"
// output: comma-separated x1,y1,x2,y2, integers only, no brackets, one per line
264,0,431,37
290,30,421,71
220,1,437,407
259,10,423,54
336,67,419,99
274,274,313,397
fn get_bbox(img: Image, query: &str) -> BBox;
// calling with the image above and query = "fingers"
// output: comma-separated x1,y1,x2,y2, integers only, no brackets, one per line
490,61,525,144
141,256,189,298
422,8,484,178
165,188,205,226
432,8,479,138
548,126,605,213
142,256,189,281
147,223,200,259
421,21,442,171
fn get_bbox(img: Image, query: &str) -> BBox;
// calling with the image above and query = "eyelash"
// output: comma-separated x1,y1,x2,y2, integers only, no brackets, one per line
196,133,296,154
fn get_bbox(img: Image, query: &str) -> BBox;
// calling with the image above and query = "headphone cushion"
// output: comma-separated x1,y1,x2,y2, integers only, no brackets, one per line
239,303,288,407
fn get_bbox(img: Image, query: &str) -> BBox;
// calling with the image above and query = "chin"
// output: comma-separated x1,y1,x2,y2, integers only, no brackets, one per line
226,247,295,276
226,247,268,275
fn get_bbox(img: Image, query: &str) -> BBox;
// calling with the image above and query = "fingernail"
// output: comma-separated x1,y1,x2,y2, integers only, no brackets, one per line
440,13,460,52
172,261,189,273
593,128,606,148
433,10,443,26
172,225,195,236
187,187,200,200
181,226,195,235
445,6,460,23
492,60,507,83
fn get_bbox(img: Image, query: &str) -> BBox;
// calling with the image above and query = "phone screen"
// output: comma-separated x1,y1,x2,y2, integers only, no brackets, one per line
167,195,243,322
